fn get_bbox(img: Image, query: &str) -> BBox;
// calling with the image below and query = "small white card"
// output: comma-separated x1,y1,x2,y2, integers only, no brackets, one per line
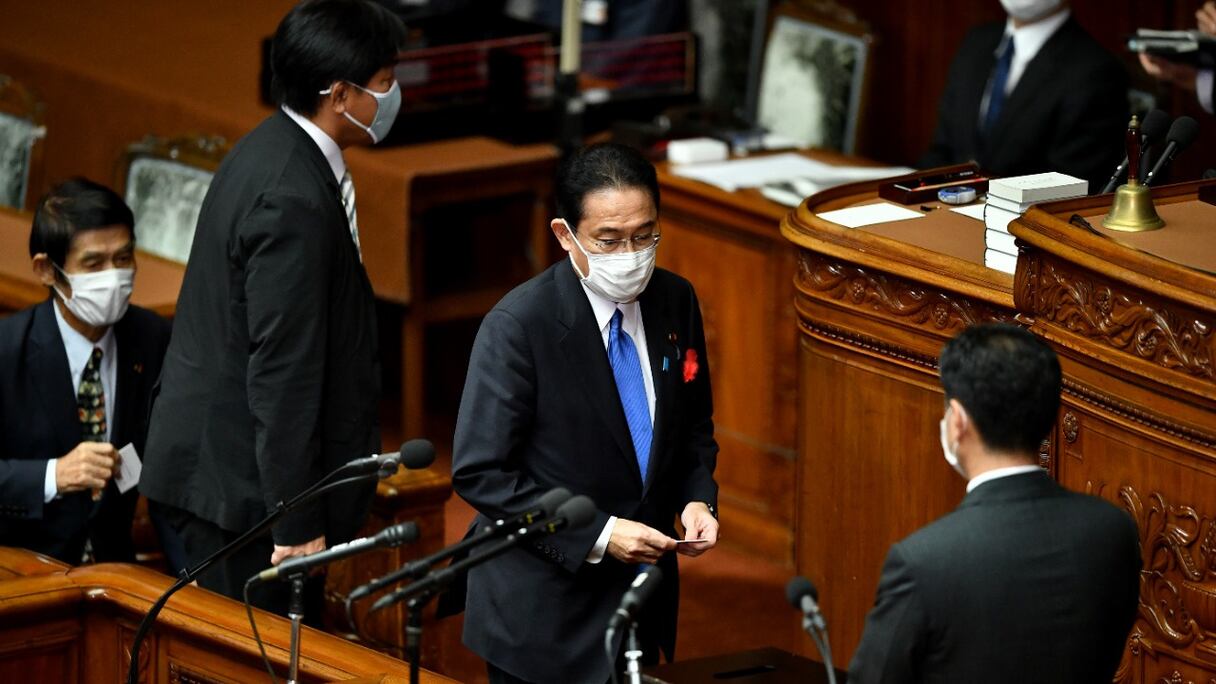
115,443,142,494
950,204,987,221
817,202,925,229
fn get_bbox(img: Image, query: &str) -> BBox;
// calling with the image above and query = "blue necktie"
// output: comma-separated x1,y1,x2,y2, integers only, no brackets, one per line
608,309,652,483
984,37,1014,135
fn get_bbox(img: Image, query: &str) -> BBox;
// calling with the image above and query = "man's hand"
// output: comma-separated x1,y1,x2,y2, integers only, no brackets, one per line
55,442,120,498
271,535,326,566
1198,2,1216,36
607,519,677,564
1140,52,1198,91
677,502,719,557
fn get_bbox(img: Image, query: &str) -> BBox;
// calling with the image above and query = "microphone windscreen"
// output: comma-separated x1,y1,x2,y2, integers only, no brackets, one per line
785,576,817,609
536,487,573,516
1167,116,1200,149
556,495,597,528
398,439,436,469
1141,109,1171,146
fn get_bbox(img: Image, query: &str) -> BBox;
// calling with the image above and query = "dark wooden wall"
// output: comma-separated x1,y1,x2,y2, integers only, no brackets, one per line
848,0,1216,181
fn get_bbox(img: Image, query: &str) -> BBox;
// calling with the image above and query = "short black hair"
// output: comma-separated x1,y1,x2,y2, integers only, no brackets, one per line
270,0,407,116
29,177,134,267
555,143,660,230
939,323,1061,455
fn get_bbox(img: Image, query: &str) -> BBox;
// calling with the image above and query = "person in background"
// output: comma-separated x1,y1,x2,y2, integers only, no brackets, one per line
1139,2,1216,115
920,0,1129,192
0,178,171,568
848,323,1141,683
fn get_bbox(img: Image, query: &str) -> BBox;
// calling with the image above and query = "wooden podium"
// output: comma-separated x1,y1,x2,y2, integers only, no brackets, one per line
784,175,1216,683
0,547,455,683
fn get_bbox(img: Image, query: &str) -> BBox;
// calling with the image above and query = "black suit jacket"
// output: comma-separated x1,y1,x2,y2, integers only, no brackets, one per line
451,260,719,683
141,111,380,547
0,299,170,563
848,471,1141,683
920,18,1129,192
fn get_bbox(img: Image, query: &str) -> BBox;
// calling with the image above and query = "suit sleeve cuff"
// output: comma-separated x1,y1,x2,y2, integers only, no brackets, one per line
585,516,617,564
1198,69,1214,113
44,460,58,503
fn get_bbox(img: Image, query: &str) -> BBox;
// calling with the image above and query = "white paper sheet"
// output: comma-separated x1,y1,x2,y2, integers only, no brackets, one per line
115,443,141,494
816,202,925,229
671,152,913,193
950,204,987,221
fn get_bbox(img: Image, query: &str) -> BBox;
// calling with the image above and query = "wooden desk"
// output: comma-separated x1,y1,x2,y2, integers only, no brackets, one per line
0,207,183,316
0,547,455,683
784,176,1216,682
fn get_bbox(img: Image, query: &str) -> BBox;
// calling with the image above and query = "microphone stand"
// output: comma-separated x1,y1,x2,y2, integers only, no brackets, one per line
799,614,838,684
623,622,643,684
406,596,426,684
287,574,306,684
124,469,383,684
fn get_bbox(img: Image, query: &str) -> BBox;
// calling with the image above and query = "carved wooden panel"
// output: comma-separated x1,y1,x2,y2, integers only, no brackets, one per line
1019,252,1216,381
168,662,228,684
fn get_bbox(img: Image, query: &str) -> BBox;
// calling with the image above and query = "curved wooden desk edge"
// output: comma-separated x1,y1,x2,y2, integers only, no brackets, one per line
1011,181,1216,313
785,175,1014,309
0,548,457,683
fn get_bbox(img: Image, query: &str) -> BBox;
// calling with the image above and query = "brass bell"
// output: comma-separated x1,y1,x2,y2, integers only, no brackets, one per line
1103,115,1165,232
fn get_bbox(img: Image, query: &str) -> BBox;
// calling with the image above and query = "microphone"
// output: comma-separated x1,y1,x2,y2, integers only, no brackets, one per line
1144,116,1200,187
252,521,419,583
347,487,572,602
341,438,436,478
369,495,597,613
1099,109,1171,193
607,565,663,632
787,576,837,684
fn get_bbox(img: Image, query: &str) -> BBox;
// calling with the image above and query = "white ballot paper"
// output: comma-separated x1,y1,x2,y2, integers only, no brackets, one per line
671,152,913,194
950,204,987,221
115,443,142,494
817,202,925,229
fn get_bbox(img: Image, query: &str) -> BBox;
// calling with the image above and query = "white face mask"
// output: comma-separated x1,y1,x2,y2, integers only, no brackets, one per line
939,408,966,479
320,80,402,144
562,219,657,303
999,0,1062,22
54,267,134,327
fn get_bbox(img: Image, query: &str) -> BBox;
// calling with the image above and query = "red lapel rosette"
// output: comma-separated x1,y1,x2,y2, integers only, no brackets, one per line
683,348,699,383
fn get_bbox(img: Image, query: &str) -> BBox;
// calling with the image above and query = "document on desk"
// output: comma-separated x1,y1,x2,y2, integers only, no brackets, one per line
817,202,925,228
671,153,913,194
950,204,987,221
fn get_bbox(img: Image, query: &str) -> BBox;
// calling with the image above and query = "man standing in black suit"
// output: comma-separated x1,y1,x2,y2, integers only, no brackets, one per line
848,324,1141,683
920,0,1128,191
451,143,720,683
140,0,404,618
0,178,170,565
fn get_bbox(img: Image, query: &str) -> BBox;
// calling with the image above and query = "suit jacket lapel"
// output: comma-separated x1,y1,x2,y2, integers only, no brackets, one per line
988,19,1075,145
639,285,673,496
29,300,81,458
554,262,643,485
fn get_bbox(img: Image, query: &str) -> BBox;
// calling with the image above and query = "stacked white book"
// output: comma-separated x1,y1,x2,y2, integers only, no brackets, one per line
983,172,1088,274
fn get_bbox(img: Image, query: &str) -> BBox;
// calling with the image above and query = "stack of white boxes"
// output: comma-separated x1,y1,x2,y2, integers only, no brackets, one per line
984,172,1088,274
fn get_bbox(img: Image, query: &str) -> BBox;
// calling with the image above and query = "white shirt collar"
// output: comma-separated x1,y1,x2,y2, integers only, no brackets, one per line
967,464,1042,493
281,105,346,185
1000,10,1070,94
53,299,115,367
578,276,642,337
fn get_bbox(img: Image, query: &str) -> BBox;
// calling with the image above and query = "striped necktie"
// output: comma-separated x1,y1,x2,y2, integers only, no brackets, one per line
78,347,106,442
340,169,363,261
608,309,652,483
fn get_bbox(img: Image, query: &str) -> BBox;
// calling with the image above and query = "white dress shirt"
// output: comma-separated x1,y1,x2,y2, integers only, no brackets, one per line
281,105,346,185
1197,70,1215,114
1001,10,1071,96
579,281,656,564
44,302,118,502
966,464,1042,493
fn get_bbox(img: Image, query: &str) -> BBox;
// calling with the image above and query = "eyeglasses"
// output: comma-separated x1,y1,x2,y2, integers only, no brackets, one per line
585,233,662,254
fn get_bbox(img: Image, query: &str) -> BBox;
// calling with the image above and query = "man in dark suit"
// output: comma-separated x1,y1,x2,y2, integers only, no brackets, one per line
1139,2,1216,117
451,143,720,683
920,1,1129,191
140,0,405,618
848,323,1141,683
0,178,170,565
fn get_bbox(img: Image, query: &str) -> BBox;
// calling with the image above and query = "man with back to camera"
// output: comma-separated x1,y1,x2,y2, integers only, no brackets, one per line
848,323,1142,683
140,0,404,619
0,178,171,566
920,0,1129,192
450,143,720,683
